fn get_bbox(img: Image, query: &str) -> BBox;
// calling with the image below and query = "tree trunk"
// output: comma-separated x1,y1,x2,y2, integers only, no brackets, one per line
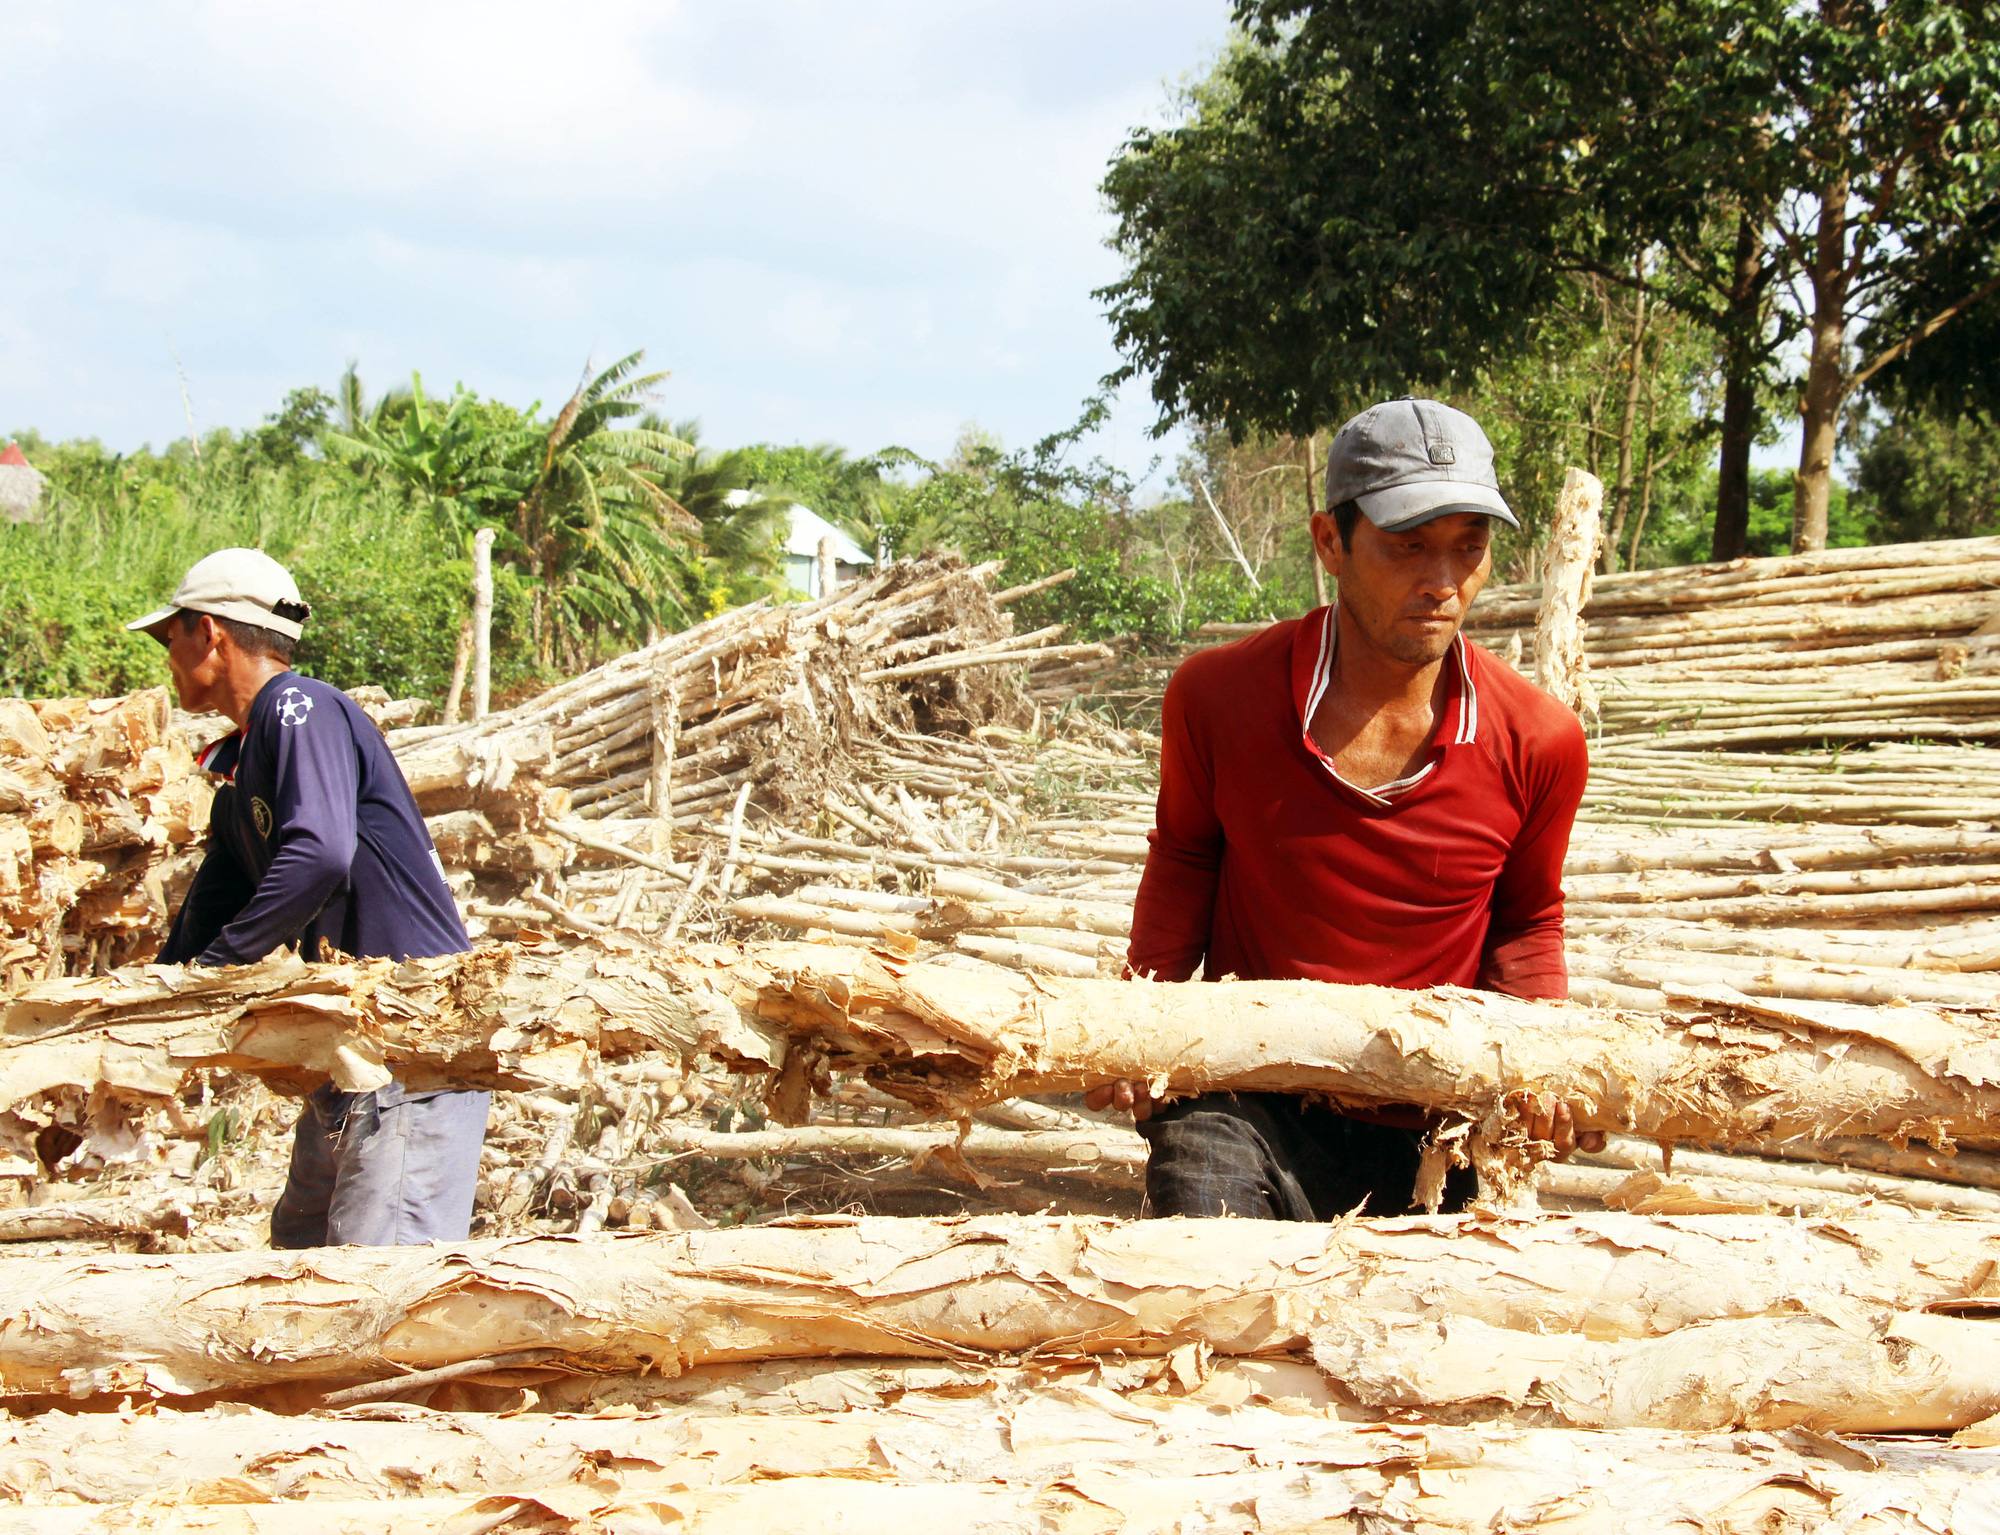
1624,363,1663,570
1709,211,1769,562
2,1211,1992,1404
470,527,495,721
11,1410,1998,1531
1792,171,1852,554
440,617,472,726
1303,433,1329,608
1312,1305,2000,1433
1600,275,1649,574
6,1389,2000,1524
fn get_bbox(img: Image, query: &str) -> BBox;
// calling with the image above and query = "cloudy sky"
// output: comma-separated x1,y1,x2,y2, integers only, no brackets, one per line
2,1,1229,477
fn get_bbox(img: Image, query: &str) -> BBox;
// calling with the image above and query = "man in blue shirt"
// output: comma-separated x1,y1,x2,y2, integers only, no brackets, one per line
129,548,489,1247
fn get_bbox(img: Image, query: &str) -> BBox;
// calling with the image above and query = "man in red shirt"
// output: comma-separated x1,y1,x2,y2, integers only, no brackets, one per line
1093,398,1596,1220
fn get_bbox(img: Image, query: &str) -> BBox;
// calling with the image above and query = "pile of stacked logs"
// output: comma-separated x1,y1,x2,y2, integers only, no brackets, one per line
387,554,1113,942
0,688,212,988
1462,533,2000,748
12,945,2000,1526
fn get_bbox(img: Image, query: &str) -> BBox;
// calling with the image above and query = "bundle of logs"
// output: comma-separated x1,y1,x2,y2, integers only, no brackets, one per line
1206,532,2000,747
15,526,2000,1524
1464,533,2000,749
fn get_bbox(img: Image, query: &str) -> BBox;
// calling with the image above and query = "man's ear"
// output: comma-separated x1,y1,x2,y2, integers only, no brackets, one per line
1311,512,1345,582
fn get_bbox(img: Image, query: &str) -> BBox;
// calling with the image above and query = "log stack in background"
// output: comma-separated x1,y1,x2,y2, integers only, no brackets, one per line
385,553,1120,944
1462,533,2000,748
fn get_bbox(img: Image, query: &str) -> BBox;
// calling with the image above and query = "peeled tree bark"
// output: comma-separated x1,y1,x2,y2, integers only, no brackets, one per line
7,1400,2000,1535
4,1213,1999,1410
14,942,2000,1173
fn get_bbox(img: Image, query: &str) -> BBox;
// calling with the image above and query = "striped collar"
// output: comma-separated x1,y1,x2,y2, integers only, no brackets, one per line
1294,605,1479,806
196,731,242,782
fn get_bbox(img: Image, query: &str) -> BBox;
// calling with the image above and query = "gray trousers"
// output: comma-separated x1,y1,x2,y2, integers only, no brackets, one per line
1137,1092,1477,1221
270,1083,491,1248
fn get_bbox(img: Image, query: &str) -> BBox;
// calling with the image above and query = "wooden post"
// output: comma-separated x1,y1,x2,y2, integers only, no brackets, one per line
1534,468,1605,718
440,617,472,726
471,528,495,722
817,535,839,599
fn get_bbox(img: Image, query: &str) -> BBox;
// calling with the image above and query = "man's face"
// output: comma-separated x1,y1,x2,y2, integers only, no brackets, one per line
160,611,225,712
1314,511,1494,666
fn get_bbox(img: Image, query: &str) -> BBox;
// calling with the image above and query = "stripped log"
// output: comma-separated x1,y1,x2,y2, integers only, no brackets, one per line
648,1120,1144,1186
1309,1307,2000,1432
1532,467,1603,716
4,1399,2000,1532
4,1212,1998,1404
18,1429,2000,1535
1537,1155,2000,1219
16,942,2000,1166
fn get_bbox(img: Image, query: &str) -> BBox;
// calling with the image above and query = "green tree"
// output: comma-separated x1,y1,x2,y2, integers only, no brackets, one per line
321,373,537,537
1849,401,2000,543
737,443,889,550
1102,0,2000,558
326,354,697,668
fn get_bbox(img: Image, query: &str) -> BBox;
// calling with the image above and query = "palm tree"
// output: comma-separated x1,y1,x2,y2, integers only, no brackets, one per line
511,354,697,667
648,417,790,615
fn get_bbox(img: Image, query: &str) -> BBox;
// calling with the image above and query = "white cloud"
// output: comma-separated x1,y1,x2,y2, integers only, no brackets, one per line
0,0,1225,479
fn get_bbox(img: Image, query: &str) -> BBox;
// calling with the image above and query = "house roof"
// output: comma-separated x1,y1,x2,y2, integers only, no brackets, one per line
0,445,30,468
783,503,872,565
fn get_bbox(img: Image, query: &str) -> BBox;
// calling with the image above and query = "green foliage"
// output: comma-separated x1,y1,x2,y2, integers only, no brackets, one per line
323,372,538,528
325,354,699,670
1635,469,1867,567
737,443,889,551
1471,276,1720,576
651,419,792,614
0,415,542,705
1098,8,1642,439
1103,0,2000,554
882,425,1269,646
1850,403,2000,544
511,354,697,665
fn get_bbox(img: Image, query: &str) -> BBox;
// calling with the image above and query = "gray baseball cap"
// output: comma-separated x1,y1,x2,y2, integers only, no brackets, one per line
1324,398,1517,532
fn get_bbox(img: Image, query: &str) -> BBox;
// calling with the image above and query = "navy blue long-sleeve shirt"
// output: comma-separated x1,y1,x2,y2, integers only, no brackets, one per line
160,673,468,969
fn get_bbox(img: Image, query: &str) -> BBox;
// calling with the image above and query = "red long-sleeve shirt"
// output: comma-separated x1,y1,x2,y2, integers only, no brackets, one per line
1129,607,1588,1000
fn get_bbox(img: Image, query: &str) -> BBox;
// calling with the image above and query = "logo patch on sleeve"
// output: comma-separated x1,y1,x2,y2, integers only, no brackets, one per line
251,796,273,838
276,687,315,728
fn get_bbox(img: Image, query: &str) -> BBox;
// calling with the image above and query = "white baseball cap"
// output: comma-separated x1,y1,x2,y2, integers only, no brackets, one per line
126,548,312,641
1324,398,1518,532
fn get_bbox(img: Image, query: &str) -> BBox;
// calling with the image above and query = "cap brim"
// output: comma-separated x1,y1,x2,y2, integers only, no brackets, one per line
125,605,177,639
1357,481,1517,531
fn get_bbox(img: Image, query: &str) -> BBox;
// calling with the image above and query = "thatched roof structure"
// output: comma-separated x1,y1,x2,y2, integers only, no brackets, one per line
0,444,46,524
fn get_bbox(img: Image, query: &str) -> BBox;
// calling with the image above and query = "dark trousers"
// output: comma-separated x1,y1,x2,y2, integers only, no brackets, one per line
1136,1092,1476,1220
271,1082,491,1248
